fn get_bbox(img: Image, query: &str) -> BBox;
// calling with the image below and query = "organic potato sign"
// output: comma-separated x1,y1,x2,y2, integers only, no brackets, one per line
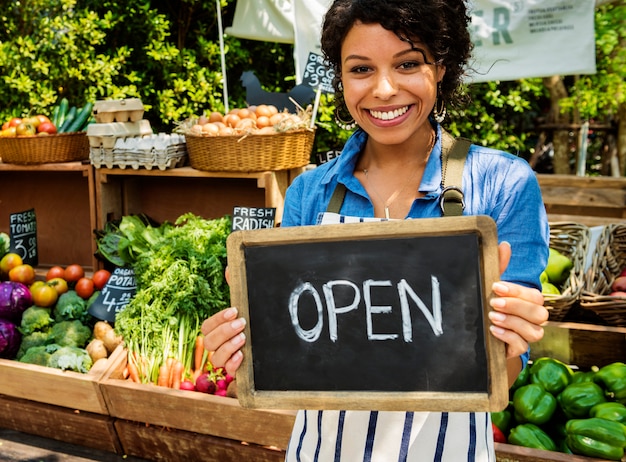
88,267,136,322
227,216,508,412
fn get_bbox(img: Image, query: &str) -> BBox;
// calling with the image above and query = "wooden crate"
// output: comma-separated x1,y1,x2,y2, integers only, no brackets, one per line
0,345,124,414
99,350,297,450
115,419,286,462
530,321,626,370
0,394,122,454
495,442,614,462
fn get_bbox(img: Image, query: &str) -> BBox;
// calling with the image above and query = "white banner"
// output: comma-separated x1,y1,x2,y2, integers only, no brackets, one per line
224,0,597,83
468,0,596,82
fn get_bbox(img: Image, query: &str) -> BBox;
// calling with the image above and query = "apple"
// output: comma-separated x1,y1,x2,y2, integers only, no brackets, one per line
544,248,573,285
619,267,626,278
610,291,626,298
542,282,561,295
15,122,36,136
611,276,626,292
8,117,22,128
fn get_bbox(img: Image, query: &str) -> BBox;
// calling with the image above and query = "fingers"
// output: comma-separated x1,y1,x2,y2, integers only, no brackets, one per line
201,307,247,376
498,241,511,276
489,281,549,359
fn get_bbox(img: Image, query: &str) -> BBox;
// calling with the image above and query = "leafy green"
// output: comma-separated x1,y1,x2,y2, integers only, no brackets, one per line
114,213,231,383
0,232,9,258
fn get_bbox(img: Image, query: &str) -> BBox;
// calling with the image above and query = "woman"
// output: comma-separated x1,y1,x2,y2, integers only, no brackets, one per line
202,0,549,460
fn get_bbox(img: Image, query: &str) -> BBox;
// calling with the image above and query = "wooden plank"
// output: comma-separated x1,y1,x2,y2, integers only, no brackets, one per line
115,419,286,462
546,213,626,226
495,442,613,462
0,395,123,454
530,321,626,369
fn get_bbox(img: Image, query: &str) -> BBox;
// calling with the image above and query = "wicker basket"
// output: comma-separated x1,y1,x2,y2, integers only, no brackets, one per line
544,222,591,321
580,223,626,326
185,128,315,172
0,132,90,164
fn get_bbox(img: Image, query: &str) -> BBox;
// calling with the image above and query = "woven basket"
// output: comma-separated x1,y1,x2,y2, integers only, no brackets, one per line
580,223,626,326
544,222,590,321
185,128,315,172
0,132,89,164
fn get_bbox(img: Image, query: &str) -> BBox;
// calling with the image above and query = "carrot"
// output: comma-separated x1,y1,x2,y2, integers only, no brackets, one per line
127,359,140,383
192,367,203,383
122,365,130,380
166,357,176,388
157,362,171,387
194,335,205,372
171,360,185,390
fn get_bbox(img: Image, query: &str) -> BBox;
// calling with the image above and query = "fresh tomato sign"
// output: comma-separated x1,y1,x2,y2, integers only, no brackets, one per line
9,209,38,266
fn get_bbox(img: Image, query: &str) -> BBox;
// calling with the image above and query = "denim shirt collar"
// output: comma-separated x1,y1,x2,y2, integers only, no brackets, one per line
319,124,444,197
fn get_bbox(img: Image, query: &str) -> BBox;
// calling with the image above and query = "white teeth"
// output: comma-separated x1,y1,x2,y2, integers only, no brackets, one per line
369,106,409,121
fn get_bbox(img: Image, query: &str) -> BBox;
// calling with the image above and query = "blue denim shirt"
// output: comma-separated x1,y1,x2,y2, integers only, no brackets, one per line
283,125,549,294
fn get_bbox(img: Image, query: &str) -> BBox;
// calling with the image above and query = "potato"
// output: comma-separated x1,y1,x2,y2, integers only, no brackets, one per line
93,320,114,341
102,328,123,354
86,338,108,363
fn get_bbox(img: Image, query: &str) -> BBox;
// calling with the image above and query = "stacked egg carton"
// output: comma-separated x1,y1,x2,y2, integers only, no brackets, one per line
88,98,187,170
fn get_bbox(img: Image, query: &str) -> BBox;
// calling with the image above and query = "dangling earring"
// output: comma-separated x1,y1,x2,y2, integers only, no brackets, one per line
433,83,446,124
334,82,357,131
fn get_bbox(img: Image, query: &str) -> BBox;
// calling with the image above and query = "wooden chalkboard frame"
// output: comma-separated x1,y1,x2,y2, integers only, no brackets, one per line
227,215,508,412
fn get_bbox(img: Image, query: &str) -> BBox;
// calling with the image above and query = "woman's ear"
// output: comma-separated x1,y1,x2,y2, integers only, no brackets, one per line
436,65,446,83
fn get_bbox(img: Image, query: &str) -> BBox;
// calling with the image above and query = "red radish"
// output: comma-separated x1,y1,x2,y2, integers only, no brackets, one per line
215,389,228,397
195,372,216,394
179,380,196,391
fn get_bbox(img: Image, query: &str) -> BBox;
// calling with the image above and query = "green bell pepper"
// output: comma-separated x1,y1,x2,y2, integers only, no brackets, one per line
590,401,626,424
491,406,512,434
571,366,599,384
513,383,557,425
510,364,530,393
529,357,573,395
557,381,607,419
508,423,557,452
565,417,626,461
594,362,626,404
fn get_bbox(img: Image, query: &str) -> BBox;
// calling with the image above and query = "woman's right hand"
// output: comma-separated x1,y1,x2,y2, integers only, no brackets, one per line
201,307,246,377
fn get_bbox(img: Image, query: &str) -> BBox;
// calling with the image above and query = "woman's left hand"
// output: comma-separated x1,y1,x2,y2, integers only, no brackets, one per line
488,242,549,360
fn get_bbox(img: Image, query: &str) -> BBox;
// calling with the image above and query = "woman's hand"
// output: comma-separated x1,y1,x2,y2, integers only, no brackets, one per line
489,242,549,385
201,307,246,377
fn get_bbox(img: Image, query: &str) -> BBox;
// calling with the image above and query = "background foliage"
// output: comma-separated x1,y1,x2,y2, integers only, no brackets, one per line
0,0,623,171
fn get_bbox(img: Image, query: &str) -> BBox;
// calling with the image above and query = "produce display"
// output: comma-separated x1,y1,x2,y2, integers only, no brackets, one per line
94,212,234,396
492,356,626,460
541,248,573,295
177,104,311,137
0,98,94,138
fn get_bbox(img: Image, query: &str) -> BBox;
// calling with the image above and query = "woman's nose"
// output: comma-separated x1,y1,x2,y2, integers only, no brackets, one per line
372,73,397,99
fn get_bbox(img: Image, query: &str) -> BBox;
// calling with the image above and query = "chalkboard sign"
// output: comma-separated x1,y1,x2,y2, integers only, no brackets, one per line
302,52,335,94
88,267,136,322
232,206,276,231
9,209,38,266
227,216,507,412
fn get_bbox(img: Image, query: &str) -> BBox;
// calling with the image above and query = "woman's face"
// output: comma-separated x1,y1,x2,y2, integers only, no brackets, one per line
340,22,444,145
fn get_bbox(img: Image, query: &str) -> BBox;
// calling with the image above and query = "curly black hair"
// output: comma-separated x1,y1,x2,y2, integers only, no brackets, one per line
321,0,473,108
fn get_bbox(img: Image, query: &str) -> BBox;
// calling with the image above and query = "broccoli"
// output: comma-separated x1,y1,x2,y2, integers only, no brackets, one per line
53,290,89,323
49,320,92,348
19,345,52,367
0,232,9,257
47,346,93,373
19,306,54,335
16,331,51,359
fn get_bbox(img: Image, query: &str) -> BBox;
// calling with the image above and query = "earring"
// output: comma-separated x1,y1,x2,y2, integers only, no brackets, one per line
334,85,357,130
433,83,446,124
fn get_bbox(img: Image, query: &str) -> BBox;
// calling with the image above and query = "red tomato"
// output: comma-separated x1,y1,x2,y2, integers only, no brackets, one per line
9,264,36,285
64,264,85,283
0,253,23,275
92,269,111,291
47,277,69,295
46,265,65,281
75,277,95,299
37,121,57,135
36,114,51,125
31,283,59,308
8,117,22,128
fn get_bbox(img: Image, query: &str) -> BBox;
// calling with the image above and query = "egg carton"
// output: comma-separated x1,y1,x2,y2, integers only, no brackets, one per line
90,133,188,170
87,120,154,148
92,98,145,123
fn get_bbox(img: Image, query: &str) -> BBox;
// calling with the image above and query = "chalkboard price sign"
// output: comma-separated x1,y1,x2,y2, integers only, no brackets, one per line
302,52,335,94
88,267,136,322
9,209,38,266
232,206,276,231
227,216,507,412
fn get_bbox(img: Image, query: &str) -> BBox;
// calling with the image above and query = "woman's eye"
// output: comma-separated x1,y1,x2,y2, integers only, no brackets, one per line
349,65,371,74
399,61,423,70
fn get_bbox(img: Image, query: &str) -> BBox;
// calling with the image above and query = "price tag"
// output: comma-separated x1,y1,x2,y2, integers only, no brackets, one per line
232,207,276,231
9,209,38,266
302,52,335,94
88,267,137,322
